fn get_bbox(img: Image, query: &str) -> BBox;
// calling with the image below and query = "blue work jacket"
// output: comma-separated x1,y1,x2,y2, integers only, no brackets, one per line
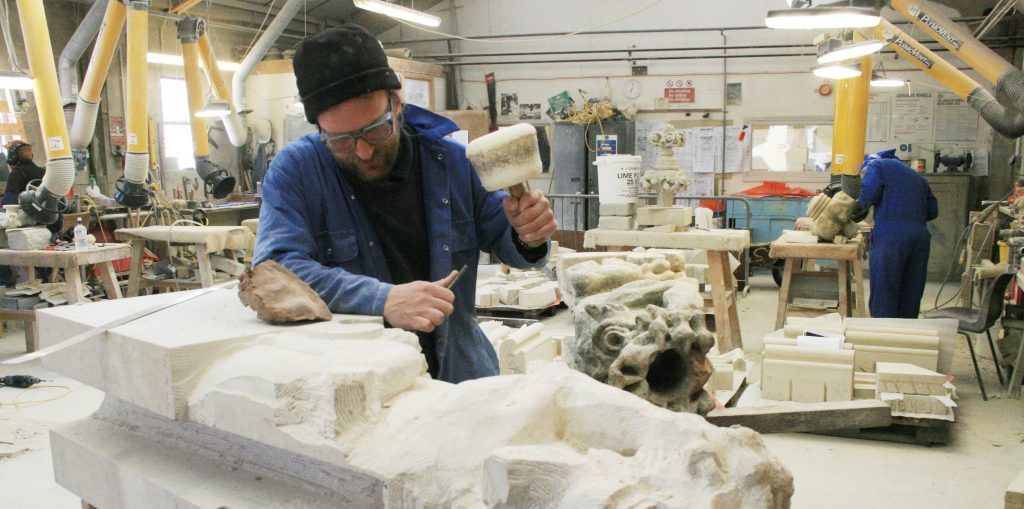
253,105,548,383
858,155,939,236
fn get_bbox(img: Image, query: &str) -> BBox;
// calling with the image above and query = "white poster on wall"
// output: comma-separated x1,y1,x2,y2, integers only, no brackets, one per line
935,92,978,142
725,125,751,173
867,92,892,142
892,92,934,143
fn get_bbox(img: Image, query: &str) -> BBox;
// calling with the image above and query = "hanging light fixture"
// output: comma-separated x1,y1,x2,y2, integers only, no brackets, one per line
147,52,240,71
817,38,886,64
766,1,882,30
353,0,441,27
0,70,33,90
811,63,863,79
194,98,231,118
870,71,907,87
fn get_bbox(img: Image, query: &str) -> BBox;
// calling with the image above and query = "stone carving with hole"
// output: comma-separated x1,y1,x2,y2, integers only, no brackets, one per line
564,278,715,415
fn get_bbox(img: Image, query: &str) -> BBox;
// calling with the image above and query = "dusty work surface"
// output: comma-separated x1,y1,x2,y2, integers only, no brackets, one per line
2,275,1024,508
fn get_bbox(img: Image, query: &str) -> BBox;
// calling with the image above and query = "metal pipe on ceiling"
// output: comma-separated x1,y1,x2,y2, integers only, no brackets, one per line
413,36,1024,60
58,0,106,104
233,0,305,117
383,15,997,46
66,0,312,41
433,44,1024,66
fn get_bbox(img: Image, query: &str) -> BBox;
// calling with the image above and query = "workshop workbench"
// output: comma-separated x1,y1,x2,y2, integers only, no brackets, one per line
0,243,132,351
769,238,867,330
185,203,260,226
583,228,750,352
115,225,255,296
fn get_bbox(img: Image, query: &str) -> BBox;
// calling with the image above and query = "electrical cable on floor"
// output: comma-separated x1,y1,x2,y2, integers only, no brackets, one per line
0,385,73,410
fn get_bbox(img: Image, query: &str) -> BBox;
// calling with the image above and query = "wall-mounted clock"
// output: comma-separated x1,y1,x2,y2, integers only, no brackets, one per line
624,79,642,99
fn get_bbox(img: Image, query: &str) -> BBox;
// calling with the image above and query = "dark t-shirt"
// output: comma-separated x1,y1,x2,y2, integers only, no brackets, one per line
5,160,44,195
348,128,438,374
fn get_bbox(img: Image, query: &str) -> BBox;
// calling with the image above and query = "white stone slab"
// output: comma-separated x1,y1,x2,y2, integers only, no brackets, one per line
584,228,750,251
636,206,693,227
599,202,636,216
597,215,635,231
37,288,393,419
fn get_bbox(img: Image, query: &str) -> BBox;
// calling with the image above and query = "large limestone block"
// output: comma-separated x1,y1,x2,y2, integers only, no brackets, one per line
43,290,794,508
190,355,792,508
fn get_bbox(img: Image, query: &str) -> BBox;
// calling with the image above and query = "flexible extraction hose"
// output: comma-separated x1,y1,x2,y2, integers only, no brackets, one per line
196,32,246,148
876,20,1024,138
69,0,125,151
117,0,150,207
890,0,1024,137
15,0,75,224
57,0,105,105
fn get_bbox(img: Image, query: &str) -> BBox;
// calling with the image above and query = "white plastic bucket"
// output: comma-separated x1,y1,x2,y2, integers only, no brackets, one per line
594,154,642,204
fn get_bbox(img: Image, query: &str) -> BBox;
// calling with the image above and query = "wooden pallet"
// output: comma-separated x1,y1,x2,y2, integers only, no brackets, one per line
477,302,562,320
706,399,953,446
812,414,953,445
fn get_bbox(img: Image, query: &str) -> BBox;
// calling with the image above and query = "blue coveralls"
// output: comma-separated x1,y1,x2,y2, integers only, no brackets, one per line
858,150,939,318
253,105,549,384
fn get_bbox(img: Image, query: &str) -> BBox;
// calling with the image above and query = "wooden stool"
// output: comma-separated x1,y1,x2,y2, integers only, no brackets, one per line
0,243,131,352
770,238,867,330
115,226,254,297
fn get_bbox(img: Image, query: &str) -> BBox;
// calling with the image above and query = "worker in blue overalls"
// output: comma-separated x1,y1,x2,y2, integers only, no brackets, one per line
857,149,939,318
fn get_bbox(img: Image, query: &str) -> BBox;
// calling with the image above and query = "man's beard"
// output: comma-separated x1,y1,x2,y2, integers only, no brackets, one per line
334,132,402,183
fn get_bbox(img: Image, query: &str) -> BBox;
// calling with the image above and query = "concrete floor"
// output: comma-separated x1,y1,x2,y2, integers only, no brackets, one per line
0,273,1022,508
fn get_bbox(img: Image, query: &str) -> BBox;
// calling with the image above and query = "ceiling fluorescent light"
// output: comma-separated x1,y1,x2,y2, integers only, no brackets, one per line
354,0,441,27
812,63,863,79
147,53,240,72
870,72,906,87
0,70,34,91
194,99,231,118
817,39,886,64
766,6,881,29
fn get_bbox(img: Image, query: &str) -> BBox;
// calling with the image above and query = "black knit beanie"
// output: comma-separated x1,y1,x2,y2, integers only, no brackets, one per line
293,24,401,124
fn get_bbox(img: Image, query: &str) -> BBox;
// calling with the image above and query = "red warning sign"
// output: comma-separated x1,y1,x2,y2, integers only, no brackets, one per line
664,87,695,104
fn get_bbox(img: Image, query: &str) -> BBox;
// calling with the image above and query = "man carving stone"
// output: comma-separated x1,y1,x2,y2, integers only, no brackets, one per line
253,25,557,383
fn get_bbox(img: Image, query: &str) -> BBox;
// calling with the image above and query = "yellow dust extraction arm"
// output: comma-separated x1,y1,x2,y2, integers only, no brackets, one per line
871,19,1024,139
15,0,74,224
179,16,235,198
117,0,151,208
888,0,1024,138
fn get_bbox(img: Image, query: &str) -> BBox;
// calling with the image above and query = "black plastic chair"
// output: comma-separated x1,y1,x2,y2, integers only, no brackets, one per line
924,272,1013,401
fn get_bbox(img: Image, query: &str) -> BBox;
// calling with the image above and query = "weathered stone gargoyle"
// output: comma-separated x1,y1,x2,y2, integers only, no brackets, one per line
565,278,715,415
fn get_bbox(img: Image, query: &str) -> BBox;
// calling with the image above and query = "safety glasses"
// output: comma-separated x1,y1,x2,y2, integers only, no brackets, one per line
318,99,396,154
